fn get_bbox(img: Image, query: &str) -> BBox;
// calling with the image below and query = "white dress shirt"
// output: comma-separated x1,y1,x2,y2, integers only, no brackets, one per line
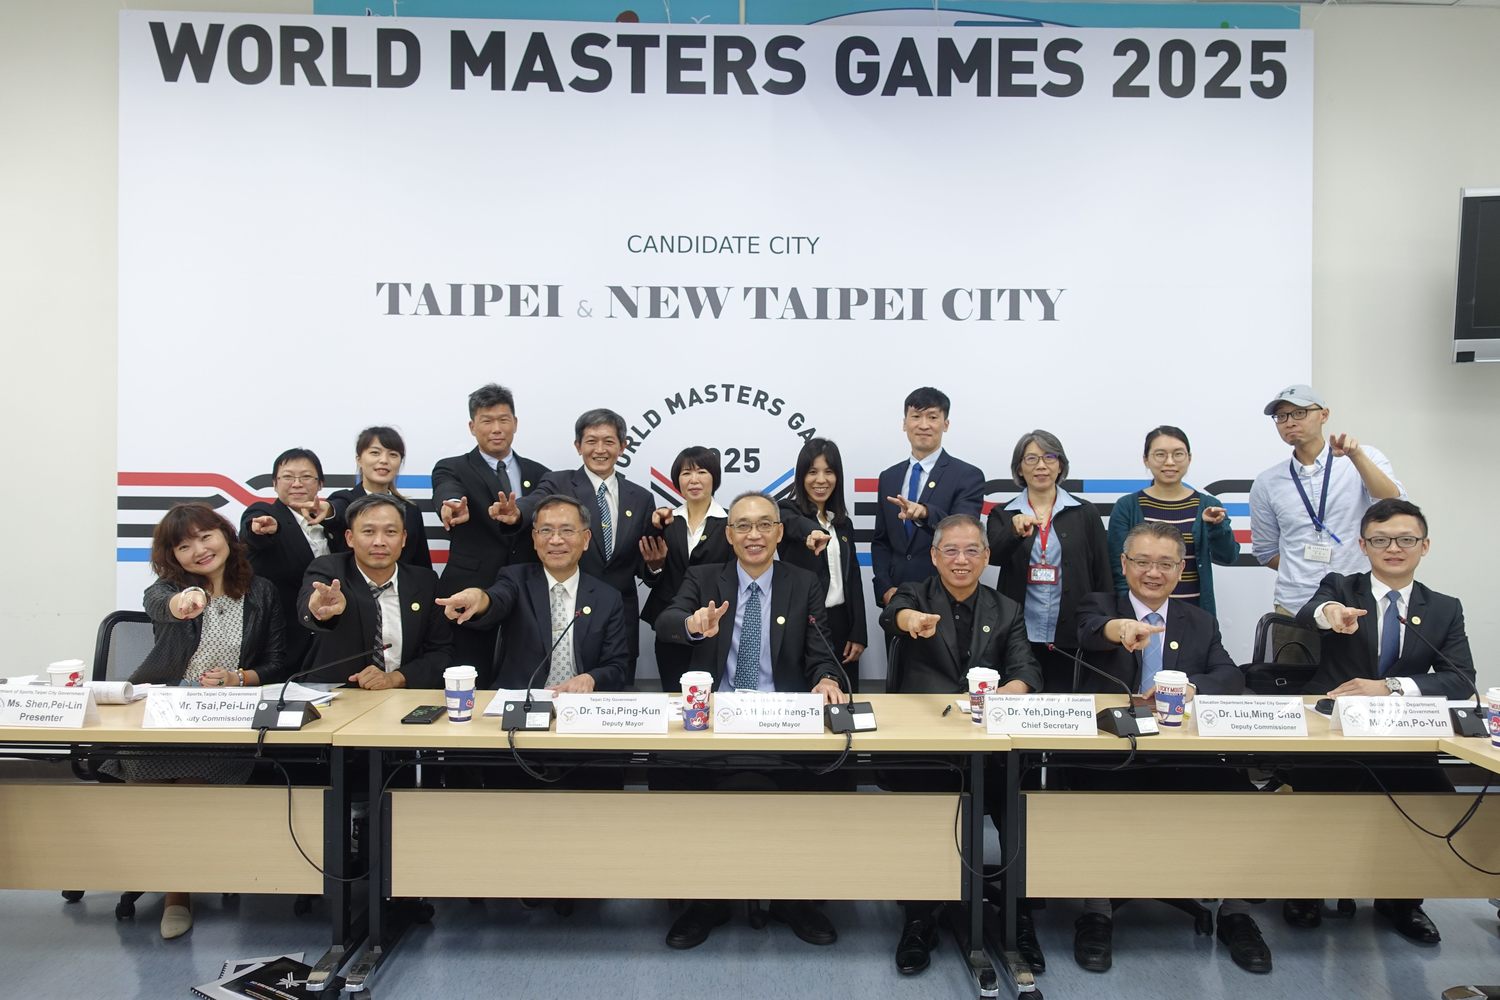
293,508,330,558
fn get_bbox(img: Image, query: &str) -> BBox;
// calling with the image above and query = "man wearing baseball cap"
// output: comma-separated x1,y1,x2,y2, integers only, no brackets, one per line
1248,385,1405,615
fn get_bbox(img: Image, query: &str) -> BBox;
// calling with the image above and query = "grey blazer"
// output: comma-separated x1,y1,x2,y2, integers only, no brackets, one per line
129,576,287,685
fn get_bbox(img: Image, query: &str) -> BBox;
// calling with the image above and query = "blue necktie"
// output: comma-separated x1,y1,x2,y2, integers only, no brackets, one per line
1140,611,1164,694
596,482,614,560
733,582,762,691
904,462,924,538
1378,592,1400,675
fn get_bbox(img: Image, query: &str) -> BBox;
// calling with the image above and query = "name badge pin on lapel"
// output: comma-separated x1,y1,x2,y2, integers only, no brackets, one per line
410,602,421,612
523,480,531,488
625,510,633,517
982,625,991,633
1169,641,1179,650
928,480,936,489
776,616,786,625
1410,616,1421,625
583,606,592,615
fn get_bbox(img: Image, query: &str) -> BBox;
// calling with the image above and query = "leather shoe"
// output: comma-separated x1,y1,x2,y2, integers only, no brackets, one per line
665,901,731,950
769,901,837,946
160,903,193,940
895,916,939,975
1374,900,1441,945
1073,913,1112,972
1216,913,1272,974
1282,899,1322,928
1015,910,1046,974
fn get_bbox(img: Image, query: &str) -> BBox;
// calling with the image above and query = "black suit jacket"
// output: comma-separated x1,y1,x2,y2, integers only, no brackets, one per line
1076,592,1244,695
467,564,628,691
640,511,733,626
431,448,551,596
241,499,345,669
328,485,432,571
516,468,662,659
870,451,986,604
880,577,1042,694
654,562,841,694
1296,572,1476,699
297,553,453,689
988,500,1111,649
777,501,868,647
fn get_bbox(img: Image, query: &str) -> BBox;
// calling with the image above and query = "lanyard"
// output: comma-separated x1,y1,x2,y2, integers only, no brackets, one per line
1288,458,1341,544
1032,498,1056,559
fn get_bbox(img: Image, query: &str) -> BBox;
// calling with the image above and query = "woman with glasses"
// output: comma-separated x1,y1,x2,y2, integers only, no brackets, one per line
988,429,1111,693
329,425,432,570
778,439,867,690
641,446,733,693
1107,425,1240,616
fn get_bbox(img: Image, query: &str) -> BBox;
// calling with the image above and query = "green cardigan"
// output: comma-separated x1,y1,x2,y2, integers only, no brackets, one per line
1106,488,1241,617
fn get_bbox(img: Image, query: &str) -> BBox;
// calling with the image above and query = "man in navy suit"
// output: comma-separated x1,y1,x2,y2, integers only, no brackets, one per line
870,387,986,608
430,384,551,685
490,408,664,687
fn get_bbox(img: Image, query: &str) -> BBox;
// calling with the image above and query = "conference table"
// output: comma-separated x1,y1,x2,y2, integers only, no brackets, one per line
0,689,389,991
331,690,1009,997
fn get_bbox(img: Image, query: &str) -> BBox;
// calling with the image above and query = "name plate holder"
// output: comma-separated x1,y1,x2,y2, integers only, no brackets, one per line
0,686,100,728
555,693,669,734
1330,695,1453,737
1194,696,1308,737
142,688,260,729
713,692,825,734
985,694,1096,736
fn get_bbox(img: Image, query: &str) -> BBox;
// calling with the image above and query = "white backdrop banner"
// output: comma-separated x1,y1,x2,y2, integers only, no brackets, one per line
118,12,1312,676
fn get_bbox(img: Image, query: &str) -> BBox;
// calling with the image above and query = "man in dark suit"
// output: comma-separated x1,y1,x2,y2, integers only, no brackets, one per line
652,491,847,951
880,513,1041,976
1072,521,1267,975
242,448,344,672
1287,498,1472,945
299,494,453,690
491,408,664,687
436,495,628,693
430,384,551,685
870,387,986,608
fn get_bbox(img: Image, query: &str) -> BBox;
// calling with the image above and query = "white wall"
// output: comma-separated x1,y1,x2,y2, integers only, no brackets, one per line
2,2,1496,688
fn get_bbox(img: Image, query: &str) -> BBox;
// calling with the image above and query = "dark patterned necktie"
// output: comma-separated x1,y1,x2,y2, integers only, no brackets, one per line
370,580,392,670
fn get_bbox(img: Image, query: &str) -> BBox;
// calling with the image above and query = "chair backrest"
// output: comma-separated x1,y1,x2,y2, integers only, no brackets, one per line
885,634,904,694
91,610,154,682
1243,611,1322,696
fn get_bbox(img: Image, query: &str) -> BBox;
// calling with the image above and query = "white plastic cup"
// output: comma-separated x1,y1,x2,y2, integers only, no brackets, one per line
1487,687,1500,749
967,667,1001,724
47,659,86,687
1153,669,1190,728
443,665,478,723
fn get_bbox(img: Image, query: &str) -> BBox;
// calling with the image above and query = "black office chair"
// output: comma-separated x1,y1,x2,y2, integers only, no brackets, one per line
885,635,904,695
1241,612,1321,696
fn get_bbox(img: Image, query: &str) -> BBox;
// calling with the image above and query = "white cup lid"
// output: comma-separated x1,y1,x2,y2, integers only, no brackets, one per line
1153,669,1189,686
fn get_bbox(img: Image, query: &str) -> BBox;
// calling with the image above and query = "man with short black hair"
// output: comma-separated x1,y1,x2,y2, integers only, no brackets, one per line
870,387,986,608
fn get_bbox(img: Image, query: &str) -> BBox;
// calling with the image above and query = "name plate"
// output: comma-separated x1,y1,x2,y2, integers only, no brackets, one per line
985,695,1096,736
0,687,100,728
1331,695,1453,737
142,688,260,729
555,693,669,734
1194,696,1308,737
713,692,824,734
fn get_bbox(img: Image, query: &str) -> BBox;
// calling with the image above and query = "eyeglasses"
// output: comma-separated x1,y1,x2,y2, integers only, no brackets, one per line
1123,555,1183,573
534,526,581,539
1271,406,1323,424
276,474,319,484
1363,535,1425,550
1148,450,1189,463
729,519,779,535
936,546,985,560
1020,453,1061,468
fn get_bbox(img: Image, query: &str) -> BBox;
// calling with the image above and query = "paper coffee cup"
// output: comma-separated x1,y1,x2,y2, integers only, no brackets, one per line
967,668,1001,724
680,671,713,706
1487,687,1500,749
1153,669,1190,728
443,664,478,723
47,659,86,687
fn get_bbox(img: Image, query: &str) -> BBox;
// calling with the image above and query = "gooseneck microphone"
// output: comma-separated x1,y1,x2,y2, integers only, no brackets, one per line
1046,643,1159,738
1398,615,1488,738
252,642,393,737
502,610,582,732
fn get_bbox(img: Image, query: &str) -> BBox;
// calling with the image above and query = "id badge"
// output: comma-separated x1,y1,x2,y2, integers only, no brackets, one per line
1028,563,1059,585
1303,543,1332,564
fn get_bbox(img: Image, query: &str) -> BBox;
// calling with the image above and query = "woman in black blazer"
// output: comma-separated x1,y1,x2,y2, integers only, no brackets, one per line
329,425,432,570
987,429,1111,694
778,438,868,691
641,446,733,692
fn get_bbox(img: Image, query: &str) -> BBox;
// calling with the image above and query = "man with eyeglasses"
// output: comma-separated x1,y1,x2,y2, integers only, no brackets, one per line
879,513,1041,976
436,495,627,692
1070,521,1266,974
652,491,847,951
1249,385,1404,615
1285,499,1473,943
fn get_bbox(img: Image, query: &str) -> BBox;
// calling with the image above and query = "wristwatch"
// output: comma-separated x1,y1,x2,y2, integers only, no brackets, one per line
1385,677,1404,695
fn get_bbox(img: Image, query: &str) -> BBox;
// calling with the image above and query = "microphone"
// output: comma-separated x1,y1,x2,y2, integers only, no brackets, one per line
1047,643,1159,738
501,610,582,732
251,642,391,732
807,614,877,734
1398,615,1487,738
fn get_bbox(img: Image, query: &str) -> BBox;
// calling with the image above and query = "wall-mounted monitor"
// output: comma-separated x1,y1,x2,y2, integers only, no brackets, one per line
1454,187,1500,363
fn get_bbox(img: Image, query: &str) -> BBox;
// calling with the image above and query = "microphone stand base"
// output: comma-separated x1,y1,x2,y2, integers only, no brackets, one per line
1450,705,1490,739
1096,705,1158,738
825,701,877,733
251,700,322,732
501,701,556,732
